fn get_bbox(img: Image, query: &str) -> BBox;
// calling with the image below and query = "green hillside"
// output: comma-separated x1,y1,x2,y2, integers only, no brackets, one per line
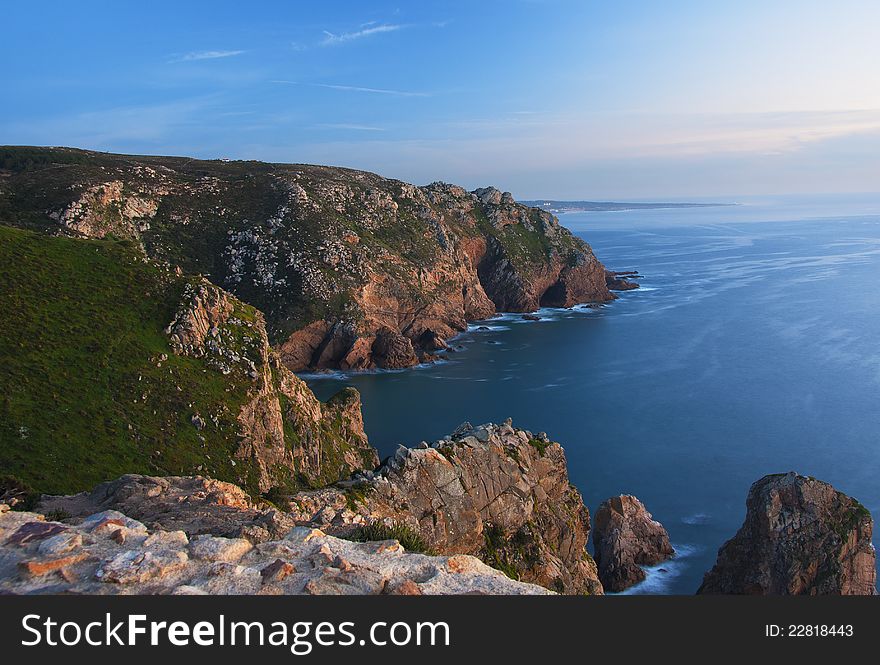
0,225,260,496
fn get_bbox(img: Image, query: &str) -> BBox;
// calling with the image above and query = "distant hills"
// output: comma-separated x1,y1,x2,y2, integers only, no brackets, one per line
521,200,735,213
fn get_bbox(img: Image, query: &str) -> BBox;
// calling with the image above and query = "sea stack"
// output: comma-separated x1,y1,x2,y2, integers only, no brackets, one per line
698,472,876,595
592,495,674,592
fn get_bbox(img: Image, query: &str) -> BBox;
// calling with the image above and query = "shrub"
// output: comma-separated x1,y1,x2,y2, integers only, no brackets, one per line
347,522,433,555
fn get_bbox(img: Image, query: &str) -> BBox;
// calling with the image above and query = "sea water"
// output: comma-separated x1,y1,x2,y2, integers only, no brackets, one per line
307,193,880,594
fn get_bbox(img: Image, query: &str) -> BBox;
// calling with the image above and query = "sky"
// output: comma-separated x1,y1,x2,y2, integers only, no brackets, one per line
3,0,880,199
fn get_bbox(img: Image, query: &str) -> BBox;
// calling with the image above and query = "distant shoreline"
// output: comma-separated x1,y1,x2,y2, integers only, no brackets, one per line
521,200,738,213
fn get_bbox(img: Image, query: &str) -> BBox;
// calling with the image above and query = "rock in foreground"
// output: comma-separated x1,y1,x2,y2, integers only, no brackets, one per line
290,420,604,594
37,475,297,544
0,502,550,595
592,495,674,592
698,472,876,595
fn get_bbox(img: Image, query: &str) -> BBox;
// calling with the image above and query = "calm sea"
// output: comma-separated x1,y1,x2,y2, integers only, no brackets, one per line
307,193,880,594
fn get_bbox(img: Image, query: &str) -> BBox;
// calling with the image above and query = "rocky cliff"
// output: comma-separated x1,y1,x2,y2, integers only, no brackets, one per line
0,494,549,595
593,495,674,592
0,146,635,371
0,226,375,499
167,277,378,492
34,420,603,595
286,421,604,594
698,472,876,595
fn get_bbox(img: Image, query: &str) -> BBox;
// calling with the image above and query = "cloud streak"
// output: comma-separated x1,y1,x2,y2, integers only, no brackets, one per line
271,80,430,98
321,24,403,46
316,123,385,132
170,50,245,63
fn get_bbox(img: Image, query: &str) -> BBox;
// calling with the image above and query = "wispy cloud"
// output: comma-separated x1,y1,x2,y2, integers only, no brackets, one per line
271,80,430,98
320,23,403,46
316,123,385,132
169,50,245,63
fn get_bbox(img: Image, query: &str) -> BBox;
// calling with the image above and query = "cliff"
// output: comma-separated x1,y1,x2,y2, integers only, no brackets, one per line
33,421,603,595
287,421,604,594
0,226,375,499
0,495,549,595
698,472,876,595
0,146,634,371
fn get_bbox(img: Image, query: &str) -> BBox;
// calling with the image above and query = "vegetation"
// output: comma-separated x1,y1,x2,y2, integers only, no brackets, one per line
347,521,433,555
343,483,370,512
481,522,540,581
0,225,261,495
0,146,592,349
528,438,551,456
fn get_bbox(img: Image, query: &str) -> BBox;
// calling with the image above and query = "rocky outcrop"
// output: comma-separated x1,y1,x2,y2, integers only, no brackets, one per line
0,147,634,371
166,279,236,357
0,501,550,595
24,420,605,595
698,473,876,595
371,326,420,369
605,270,641,291
592,495,674,592
288,421,604,594
166,278,378,493
37,475,296,544
47,179,162,240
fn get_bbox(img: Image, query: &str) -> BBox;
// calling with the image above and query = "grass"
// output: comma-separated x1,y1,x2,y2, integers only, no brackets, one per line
481,523,523,580
347,522,433,555
527,438,551,457
343,484,370,512
0,225,262,496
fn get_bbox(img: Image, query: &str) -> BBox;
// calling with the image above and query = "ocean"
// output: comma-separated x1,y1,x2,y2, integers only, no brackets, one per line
306,193,880,594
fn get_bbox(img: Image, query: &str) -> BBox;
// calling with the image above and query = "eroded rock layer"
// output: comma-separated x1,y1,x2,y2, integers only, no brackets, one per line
164,277,378,493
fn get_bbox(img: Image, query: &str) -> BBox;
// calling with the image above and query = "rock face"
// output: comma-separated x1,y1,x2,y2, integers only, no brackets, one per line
698,473,876,595
31,421,603,595
0,501,550,595
0,147,636,371
592,495,674,592
288,421,604,594
166,278,378,492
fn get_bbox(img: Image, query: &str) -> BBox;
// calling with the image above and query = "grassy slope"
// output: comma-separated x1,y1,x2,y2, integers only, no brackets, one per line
0,225,260,495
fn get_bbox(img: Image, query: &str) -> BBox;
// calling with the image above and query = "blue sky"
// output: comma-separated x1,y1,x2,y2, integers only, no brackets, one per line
3,0,880,198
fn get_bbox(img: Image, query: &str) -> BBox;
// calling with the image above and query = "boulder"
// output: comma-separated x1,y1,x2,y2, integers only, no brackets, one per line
371,326,419,368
